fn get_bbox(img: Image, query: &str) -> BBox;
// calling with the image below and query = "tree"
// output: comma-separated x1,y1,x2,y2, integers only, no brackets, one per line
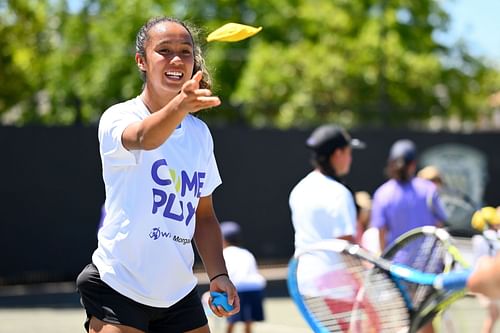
226,0,500,128
0,0,499,130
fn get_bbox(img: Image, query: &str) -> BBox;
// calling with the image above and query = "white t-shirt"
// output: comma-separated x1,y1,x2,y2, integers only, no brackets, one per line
289,170,356,295
289,170,356,252
223,246,266,292
92,96,221,307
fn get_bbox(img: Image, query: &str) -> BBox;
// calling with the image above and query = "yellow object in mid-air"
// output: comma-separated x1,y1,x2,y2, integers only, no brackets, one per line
471,206,500,231
207,23,262,42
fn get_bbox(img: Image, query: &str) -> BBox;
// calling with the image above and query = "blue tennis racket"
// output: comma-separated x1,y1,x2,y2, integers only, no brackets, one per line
287,239,471,333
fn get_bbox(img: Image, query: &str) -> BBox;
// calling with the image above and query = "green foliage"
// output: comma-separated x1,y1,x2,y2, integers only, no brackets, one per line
0,0,499,129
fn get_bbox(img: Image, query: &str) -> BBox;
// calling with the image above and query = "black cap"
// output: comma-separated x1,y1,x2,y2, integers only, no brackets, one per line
306,124,365,156
389,139,416,163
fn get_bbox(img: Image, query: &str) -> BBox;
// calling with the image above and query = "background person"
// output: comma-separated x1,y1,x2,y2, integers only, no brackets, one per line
417,165,444,188
289,124,365,294
76,16,239,333
417,164,479,234
370,139,447,333
290,124,366,247
371,139,447,251
220,221,266,333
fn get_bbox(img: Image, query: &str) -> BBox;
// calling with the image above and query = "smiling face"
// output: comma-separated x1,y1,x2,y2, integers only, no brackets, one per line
136,21,195,103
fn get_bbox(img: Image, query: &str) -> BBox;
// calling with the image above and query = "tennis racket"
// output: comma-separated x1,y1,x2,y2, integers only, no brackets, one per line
287,239,471,333
382,226,470,332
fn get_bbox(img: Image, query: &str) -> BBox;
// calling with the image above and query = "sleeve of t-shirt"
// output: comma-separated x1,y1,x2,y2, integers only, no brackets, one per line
370,189,387,229
430,189,448,223
98,106,142,167
198,125,222,197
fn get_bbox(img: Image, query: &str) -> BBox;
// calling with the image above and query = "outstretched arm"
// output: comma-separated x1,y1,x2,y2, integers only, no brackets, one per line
122,71,220,150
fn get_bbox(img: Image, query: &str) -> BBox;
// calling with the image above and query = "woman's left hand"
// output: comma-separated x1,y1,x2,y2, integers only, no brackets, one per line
208,275,240,317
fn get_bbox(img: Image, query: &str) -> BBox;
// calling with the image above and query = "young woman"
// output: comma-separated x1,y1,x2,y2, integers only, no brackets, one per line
289,124,365,295
76,17,239,333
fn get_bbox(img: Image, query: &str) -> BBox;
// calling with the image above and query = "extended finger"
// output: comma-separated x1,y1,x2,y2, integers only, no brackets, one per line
182,71,203,93
192,70,203,82
195,96,221,107
194,88,214,97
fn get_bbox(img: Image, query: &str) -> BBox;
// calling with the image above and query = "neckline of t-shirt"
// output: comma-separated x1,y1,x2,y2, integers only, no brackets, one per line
134,96,185,137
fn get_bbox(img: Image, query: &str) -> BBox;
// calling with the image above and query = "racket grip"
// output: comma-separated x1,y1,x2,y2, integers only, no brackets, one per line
434,270,471,290
210,291,234,311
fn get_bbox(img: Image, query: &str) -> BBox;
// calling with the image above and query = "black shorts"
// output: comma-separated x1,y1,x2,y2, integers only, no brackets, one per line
76,263,208,333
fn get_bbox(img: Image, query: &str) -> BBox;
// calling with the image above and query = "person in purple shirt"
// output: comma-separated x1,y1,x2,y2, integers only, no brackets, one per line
371,139,448,251
371,139,448,333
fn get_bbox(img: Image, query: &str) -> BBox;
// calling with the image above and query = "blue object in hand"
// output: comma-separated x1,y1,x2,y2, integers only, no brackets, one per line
210,291,234,311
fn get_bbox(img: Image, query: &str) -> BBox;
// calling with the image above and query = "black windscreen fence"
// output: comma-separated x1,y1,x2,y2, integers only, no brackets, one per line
1,125,499,284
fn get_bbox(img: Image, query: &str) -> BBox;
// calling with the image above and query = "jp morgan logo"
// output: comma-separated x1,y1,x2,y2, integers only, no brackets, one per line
149,227,171,240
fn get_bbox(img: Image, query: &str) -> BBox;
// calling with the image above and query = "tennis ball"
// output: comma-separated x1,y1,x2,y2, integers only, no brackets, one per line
210,291,234,311
207,23,262,42
471,206,500,231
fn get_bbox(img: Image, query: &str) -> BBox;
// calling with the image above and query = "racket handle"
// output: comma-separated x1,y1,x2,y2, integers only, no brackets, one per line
434,270,471,290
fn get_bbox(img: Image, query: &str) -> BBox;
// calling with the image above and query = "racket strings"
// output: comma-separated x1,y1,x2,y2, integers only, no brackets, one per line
351,267,411,332
298,252,408,332
299,253,367,332
304,296,354,332
379,228,468,332
389,235,447,310
412,236,447,307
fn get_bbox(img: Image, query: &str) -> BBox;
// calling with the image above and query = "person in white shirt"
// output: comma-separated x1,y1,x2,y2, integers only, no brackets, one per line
76,16,239,333
289,124,365,295
220,221,266,333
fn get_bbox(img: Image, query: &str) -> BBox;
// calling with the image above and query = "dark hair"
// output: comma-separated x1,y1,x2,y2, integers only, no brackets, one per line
386,139,417,182
135,17,212,89
310,151,341,179
386,158,415,182
306,124,364,179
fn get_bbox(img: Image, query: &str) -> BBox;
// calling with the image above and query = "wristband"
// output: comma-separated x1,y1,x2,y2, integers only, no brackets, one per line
209,273,229,282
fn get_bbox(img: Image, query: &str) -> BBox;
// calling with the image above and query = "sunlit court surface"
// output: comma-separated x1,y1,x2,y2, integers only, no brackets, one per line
0,294,499,333
1,259,500,333
0,296,310,333
0,265,308,333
